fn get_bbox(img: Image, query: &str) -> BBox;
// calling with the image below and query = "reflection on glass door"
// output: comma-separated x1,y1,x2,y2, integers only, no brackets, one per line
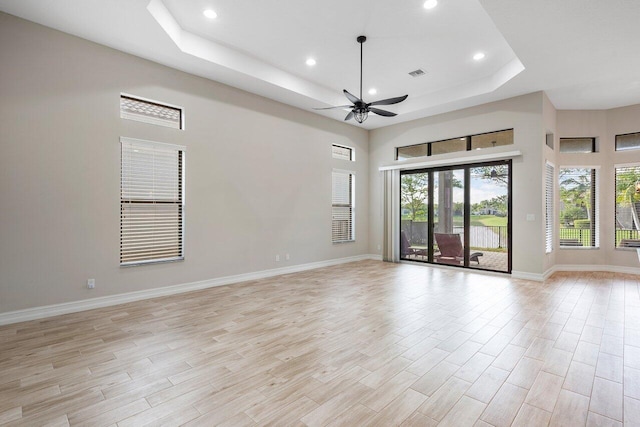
400,172,429,261
433,169,466,267
400,160,511,273
469,165,510,272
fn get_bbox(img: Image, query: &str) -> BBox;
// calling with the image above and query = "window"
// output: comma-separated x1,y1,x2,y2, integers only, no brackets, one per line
546,133,554,150
470,129,514,150
615,165,640,248
559,137,595,153
616,132,640,152
431,137,467,155
545,162,554,253
120,94,183,129
120,138,185,265
396,129,513,160
559,168,597,248
332,144,354,161
332,171,354,242
396,143,429,160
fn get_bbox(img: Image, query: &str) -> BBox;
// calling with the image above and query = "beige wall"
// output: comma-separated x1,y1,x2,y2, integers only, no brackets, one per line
0,14,369,313
368,92,546,276
556,104,640,269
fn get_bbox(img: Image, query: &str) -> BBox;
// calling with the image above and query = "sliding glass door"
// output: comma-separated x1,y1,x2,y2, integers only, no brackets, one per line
400,160,511,273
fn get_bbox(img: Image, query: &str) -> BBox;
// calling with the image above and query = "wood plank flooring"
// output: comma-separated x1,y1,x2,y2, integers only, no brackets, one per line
1,260,640,426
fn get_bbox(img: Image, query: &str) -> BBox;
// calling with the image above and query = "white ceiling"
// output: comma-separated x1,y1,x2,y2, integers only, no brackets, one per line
1,0,640,129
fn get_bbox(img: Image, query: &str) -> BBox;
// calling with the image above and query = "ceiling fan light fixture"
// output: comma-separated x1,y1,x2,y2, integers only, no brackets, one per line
313,35,407,124
354,108,368,124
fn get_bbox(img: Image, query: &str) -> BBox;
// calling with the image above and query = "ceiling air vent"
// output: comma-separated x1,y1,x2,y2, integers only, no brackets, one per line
408,69,426,77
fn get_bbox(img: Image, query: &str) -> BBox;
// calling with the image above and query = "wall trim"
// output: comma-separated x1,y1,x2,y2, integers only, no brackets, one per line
0,254,380,326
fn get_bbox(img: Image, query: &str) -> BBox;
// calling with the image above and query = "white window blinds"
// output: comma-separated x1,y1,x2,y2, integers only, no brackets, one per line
332,171,354,242
120,138,185,265
545,162,554,253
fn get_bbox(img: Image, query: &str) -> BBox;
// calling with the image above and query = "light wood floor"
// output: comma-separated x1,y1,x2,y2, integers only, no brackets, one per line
1,260,639,426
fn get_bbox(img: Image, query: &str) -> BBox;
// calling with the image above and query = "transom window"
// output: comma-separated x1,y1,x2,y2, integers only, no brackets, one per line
396,129,513,160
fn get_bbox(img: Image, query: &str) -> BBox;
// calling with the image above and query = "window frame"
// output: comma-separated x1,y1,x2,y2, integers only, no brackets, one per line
395,128,514,160
332,144,355,161
120,137,186,266
332,169,355,243
120,93,185,130
558,166,598,249
558,137,596,154
614,163,640,250
615,132,640,152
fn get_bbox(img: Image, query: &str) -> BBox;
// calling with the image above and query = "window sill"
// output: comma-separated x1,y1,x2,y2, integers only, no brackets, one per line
120,257,184,267
333,240,355,244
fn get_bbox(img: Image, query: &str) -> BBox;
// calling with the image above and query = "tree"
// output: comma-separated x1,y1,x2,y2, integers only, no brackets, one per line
559,168,591,226
401,173,428,220
615,167,640,230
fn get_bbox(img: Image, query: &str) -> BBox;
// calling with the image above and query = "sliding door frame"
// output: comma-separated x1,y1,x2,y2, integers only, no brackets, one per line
400,159,512,273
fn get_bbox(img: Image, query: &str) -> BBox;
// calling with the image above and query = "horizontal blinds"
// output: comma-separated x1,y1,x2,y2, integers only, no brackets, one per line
332,171,354,242
545,163,554,253
121,139,184,264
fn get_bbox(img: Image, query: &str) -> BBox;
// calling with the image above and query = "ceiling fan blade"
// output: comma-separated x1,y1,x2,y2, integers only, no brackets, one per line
344,111,354,121
343,89,361,104
313,105,354,110
368,94,408,106
369,107,397,117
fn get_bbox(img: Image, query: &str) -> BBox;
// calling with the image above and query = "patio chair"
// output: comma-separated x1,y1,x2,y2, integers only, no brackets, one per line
401,230,427,259
434,233,483,265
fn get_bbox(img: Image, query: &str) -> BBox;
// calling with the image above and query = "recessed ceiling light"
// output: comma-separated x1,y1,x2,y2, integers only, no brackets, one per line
473,52,486,61
203,9,217,19
423,0,438,10
306,58,316,66
368,88,377,95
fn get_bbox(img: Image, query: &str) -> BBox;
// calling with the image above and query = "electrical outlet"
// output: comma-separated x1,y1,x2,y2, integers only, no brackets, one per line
275,255,280,262
87,278,95,289
377,245,381,251
285,253,290,260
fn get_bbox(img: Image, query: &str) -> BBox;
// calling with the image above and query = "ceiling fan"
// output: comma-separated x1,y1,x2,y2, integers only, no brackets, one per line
315,36,408,124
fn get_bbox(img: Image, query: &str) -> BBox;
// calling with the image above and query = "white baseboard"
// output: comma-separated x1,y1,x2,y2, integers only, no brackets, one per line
0,254,380,326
